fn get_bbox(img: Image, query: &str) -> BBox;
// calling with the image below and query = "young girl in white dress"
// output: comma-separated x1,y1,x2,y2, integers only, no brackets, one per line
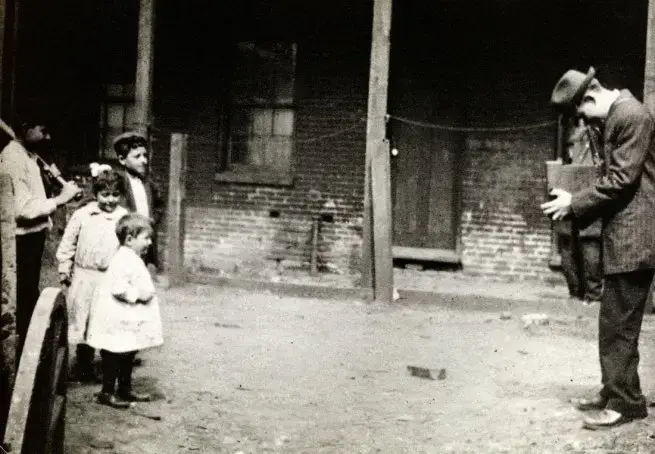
86,213,163,408
56,168,128,382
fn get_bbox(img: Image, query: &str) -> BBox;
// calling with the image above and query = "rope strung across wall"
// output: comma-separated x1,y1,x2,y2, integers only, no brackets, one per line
386,114,556,133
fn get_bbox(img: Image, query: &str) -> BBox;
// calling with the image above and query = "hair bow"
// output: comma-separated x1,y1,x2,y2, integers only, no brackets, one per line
89,162,112,177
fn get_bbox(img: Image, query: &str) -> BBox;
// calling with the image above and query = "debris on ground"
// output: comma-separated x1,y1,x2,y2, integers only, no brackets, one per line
89,439,115,449
521,313,550,329
500,312,513,320
407,365,447,380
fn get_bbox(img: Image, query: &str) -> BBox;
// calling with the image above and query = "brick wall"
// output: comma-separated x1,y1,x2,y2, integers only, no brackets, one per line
149,27,566,283
151,63,566,282
459,131,559,281
153,57,370,276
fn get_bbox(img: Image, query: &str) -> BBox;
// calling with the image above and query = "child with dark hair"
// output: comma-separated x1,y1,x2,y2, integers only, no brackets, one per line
86,213,164,408
56,168,129,382
112,131,164,270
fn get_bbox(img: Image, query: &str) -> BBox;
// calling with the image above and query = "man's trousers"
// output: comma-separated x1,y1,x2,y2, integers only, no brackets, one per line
16,230,46,355
599,269,655,417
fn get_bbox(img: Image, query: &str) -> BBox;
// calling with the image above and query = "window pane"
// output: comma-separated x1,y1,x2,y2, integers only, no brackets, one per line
252,109,273,136
271,137,292,169
246,137,267,166
273,109,294,136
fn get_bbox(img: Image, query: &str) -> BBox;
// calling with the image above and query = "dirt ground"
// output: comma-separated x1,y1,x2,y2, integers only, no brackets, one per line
57,279,655,454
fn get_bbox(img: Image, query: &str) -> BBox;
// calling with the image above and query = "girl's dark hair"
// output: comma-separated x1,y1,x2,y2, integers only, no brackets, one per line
115,213,153,245
92,169,125,195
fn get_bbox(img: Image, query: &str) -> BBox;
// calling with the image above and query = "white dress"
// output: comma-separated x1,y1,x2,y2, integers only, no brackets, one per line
86,246,164,353
55,202,128,344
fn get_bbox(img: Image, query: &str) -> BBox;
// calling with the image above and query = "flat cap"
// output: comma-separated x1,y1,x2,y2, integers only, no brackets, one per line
111,130,148,148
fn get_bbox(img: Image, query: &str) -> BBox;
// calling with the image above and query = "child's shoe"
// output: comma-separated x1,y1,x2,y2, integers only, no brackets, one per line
97,392,130,409
117,390,152,402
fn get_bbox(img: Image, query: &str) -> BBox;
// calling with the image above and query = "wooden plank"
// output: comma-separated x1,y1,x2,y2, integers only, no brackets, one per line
133,0,155,136
167,133,187,287
364,0,393,303
0,173,17,402
645,0,655,115
392,246,460,263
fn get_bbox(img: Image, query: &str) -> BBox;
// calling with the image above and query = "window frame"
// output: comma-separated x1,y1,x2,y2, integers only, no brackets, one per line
215,41,297,187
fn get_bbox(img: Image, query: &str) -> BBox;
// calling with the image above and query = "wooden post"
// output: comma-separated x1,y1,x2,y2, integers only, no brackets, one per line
133,0,155,136
645,0,655,114
166,133,187,287
0,173,17,408
363,0,393,303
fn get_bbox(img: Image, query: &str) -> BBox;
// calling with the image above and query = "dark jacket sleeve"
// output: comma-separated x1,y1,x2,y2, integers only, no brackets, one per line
571,104,654,221
149,179,165,227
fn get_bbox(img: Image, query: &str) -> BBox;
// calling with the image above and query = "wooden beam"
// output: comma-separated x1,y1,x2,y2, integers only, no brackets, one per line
166,133,187,287
645,0,655,114
133,0,155,136
364,0,393,303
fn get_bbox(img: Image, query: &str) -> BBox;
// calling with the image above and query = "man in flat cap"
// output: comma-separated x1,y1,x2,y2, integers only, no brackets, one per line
113,131,164,272
542,67,655,429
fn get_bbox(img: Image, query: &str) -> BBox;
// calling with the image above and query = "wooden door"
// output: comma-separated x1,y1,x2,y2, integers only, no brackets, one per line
390,79,461,263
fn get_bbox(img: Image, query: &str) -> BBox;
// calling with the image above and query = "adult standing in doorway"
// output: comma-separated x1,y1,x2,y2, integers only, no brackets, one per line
0,119,80,353
542,67,655,429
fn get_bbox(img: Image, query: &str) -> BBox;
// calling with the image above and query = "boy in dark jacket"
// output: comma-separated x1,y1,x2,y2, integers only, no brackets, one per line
112,131,164,271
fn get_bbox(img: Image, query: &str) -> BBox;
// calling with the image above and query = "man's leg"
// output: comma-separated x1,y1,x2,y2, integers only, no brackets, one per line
599,269,654,418
15,231,46,354
580,238,603,302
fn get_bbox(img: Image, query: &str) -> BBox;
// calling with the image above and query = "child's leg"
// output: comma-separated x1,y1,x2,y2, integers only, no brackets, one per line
97,350,130,409
99,349,118,395
75,344,97,381
117,351,151,402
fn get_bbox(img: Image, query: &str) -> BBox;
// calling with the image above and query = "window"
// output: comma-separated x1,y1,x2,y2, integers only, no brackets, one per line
99,84,135,159
218,42,297,185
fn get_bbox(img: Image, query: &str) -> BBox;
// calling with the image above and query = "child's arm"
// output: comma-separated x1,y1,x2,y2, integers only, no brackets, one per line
110,255,156,304
55,208,84,282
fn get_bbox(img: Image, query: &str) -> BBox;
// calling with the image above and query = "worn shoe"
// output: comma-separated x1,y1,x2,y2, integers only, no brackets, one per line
118,391,152,402
582,409,641,430
571,395,607,411
97,392,131,409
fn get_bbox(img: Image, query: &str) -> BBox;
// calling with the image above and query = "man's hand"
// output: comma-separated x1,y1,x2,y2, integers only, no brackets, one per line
540,188,573,221
55,181,82,205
